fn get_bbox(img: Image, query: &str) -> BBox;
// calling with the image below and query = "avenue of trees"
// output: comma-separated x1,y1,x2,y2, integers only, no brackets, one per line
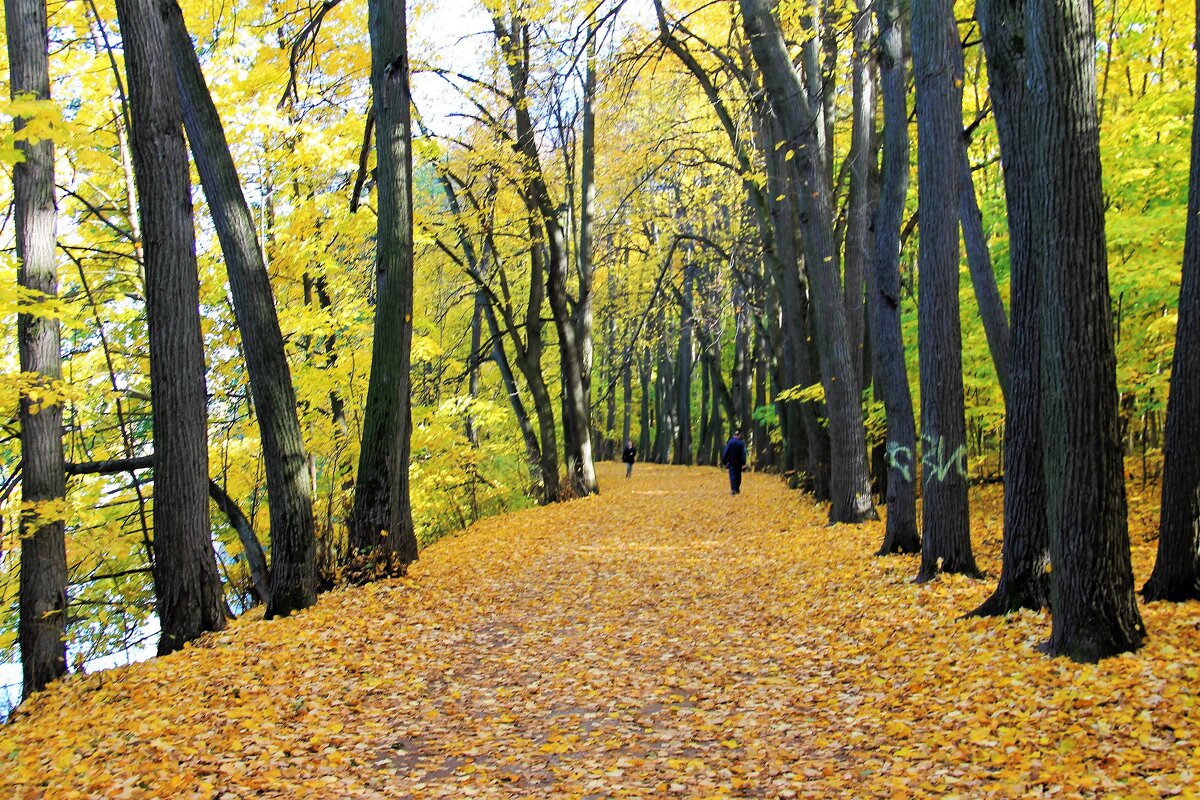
2,0,1198,700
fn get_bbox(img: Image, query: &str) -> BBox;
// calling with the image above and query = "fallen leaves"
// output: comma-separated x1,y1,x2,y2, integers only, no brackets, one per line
0,463,1196,797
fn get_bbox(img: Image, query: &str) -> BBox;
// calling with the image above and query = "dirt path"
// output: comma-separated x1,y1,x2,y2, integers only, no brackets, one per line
3,463,1195,798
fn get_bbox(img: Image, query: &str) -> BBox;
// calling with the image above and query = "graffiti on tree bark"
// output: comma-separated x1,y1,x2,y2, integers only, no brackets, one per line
921,432,968,482
885,435,968,484
886,441,915,482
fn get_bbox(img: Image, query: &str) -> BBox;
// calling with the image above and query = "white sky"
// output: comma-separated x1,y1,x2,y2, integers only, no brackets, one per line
411,0,493,135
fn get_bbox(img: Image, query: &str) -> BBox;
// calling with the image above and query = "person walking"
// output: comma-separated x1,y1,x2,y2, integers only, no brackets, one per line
721,430,747,495
621,440,637,478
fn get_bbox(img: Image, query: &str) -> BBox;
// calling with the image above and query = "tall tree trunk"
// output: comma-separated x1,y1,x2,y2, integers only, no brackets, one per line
577,19,598,434
710,359,724,466
114,0,226,654
698,347,712,465
1028,0,1145,660
164,1,316,616
622,357,633,449
515,230,563,503
350,0,419,568
654,317,673,463
970,0,1050,616
844,6,875,393
675,265,694,465
467,291,484,446
639,345,653,459
753,316,774,469
758,118,828,494
8,0,68,698
764,134,811,478
1142,3,1200,602
732,282,752,433
494,14,597,497
912,0,979,582
870,0,921,556
959,139,1012,400
740,0,876,523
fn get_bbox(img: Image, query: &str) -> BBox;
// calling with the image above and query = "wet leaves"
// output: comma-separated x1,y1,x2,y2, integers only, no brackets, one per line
0,463,1196,797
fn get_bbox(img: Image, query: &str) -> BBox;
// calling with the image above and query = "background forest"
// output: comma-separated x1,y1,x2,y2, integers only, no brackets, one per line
1,0,1195,708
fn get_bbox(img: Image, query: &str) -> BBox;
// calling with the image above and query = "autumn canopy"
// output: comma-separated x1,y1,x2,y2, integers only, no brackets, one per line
2,0,1200,793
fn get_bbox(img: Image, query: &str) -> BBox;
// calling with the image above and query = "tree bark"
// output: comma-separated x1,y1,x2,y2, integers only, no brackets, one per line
639,345,653,459
1028,0,1145,660
577,21,598,437
164,0,316,616
969,0,1051,617
844,6,875,393
467,291,484,447
958,138,1012,400
912,0,979,582
1143,2,1200,602
114,0,227,654
675,264,694,465
493,14,597,497
207,481,272,607
7,0,69,698
622,355,633,450
739,0,876,522
350,0,419,568
654,312,676,463
870,0,921,556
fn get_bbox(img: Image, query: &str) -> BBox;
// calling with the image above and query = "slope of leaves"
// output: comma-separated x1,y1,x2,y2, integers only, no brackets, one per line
1,463,1196,798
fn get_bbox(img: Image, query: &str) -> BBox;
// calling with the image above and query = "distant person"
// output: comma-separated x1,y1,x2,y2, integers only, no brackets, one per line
721,430,747,495
621,440,637,478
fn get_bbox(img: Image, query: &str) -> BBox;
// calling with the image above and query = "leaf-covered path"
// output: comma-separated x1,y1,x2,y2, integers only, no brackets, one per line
3,463,1199,798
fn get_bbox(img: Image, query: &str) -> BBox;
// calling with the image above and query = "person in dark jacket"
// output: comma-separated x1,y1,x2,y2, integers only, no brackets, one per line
621,440,637,478
721,430,747,495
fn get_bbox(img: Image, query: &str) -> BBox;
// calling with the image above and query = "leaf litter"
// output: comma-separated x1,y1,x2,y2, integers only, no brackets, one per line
1,463,1197,798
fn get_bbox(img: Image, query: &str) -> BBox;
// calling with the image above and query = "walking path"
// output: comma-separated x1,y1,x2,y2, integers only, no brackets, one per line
1,463,1194,798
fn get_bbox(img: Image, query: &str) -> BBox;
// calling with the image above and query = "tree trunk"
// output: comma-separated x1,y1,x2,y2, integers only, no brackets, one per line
969,0,1051,616
639,346,653,459
514,226,563,503
870,0,921,556
577,21,598,440
764,136,811,478
115,0,226,654
654,315,675,463
753,319,774,469
675,265,694,465
1143,4,1200,602
164,0,316,616
912,0,978,582
732,282,752,433
739,0,876,523
622,357,633,449
844,7,875,393
208,481,271,607
8,0,68,698
467,291,484,446
494,14,597,497
698,350,712,465
958,139,1012,400
758,117,829,495
1028,0,1145,660
350,0,419,568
